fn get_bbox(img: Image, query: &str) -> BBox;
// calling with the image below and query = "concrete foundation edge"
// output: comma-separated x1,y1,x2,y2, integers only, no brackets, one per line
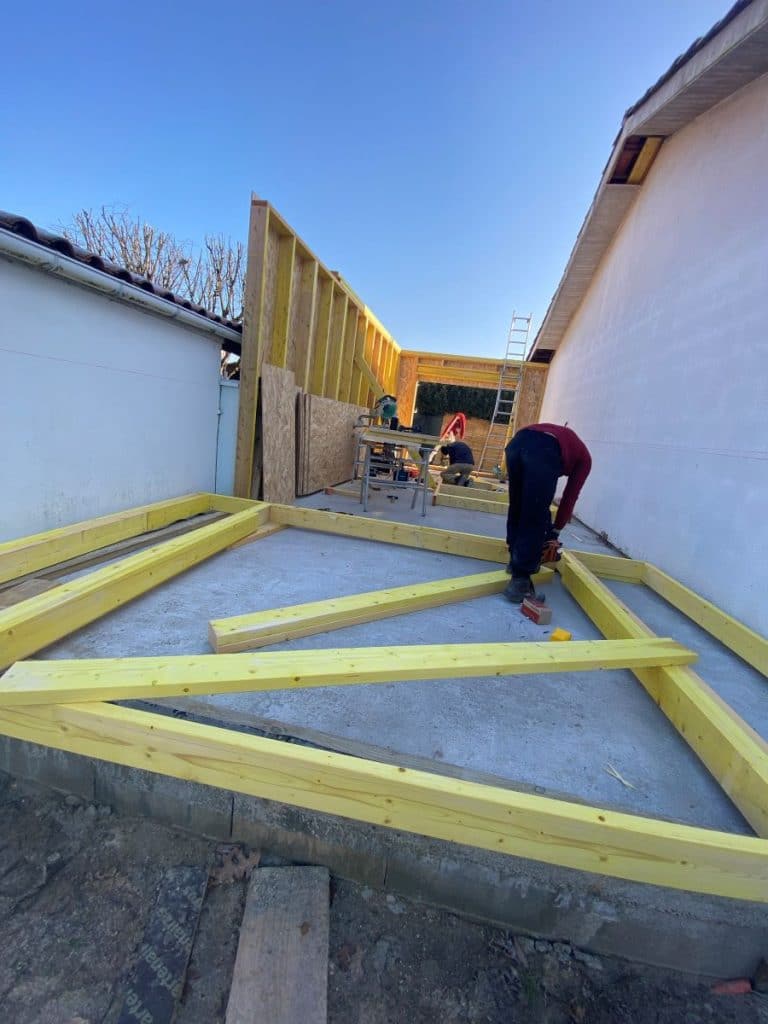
1,733,765,978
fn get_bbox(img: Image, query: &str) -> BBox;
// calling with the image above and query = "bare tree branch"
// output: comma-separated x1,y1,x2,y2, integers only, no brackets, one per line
62,205,244,375
62,205,246,315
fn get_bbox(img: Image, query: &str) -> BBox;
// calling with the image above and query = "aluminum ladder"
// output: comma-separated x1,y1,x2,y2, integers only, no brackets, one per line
477,313,532,474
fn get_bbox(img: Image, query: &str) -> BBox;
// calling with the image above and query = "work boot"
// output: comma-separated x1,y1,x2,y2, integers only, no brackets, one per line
504,575,535,603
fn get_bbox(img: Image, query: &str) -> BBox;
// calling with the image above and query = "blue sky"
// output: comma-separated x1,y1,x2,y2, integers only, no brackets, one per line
1,0,728,354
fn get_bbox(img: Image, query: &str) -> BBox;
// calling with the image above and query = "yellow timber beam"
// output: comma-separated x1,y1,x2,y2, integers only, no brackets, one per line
0,701,765,902
558,552,768,836
0,493,212,586
567,551,646,583
0,505,270,670
209,568,552,652
439,484,508,503
643,564,767,675
269,505,509,563
0,639,696,705
415,366,501,387
435,493,507,516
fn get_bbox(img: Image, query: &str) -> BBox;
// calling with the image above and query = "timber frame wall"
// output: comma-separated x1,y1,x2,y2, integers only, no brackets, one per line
234,198,401,499
234,197,548,497
0,495,766,904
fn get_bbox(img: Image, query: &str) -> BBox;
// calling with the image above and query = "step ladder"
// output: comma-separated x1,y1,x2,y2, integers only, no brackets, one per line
477,313,532,474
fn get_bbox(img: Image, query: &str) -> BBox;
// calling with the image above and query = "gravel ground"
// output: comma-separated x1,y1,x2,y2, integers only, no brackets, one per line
1,772,766,1024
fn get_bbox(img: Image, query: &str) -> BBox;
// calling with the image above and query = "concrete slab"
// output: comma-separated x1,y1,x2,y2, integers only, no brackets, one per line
42,499,754,834
608,579,768,742
10,494,767,974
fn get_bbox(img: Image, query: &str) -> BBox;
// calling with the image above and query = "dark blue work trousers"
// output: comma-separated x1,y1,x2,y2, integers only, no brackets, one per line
505,429,562,576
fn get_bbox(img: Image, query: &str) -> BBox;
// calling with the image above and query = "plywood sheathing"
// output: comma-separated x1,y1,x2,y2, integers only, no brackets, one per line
261,364,298,505
235,198,401,499
302,395,367,495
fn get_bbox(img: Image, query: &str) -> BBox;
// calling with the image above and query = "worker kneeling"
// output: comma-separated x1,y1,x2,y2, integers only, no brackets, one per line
504,423,592,603
440,440,475,486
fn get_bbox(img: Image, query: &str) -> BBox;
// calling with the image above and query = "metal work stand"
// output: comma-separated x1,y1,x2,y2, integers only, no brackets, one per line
358,434,436,517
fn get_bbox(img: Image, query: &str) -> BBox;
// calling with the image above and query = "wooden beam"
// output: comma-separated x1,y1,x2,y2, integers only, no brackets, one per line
0,639,696,706
269,234,297,369
435,492,507,516
416,366,500,388
642,564,767,675
0,506,269,670
269,505,509,562
337,306,359,404
627,136,664,184
395,352,419,427
348,316,366,408
323,291,348,399
208,495,263,514
225,867,329,1024
360,320,376,406
234,201,271,498
309,277,334,396
558,552,768,837
439,483,507,503
293,259,319,391
209,568,551,651
0,494,212,586
352,351,384,400
370,330,383,392
568,551,646,583
2,701,766,901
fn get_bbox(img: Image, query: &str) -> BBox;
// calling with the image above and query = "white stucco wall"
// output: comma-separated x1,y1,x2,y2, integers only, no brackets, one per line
0,258,222,540
539,73,768,635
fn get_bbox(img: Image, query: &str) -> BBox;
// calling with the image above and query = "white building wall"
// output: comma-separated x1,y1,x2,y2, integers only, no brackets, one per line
539,73,768,635
0,259,222,540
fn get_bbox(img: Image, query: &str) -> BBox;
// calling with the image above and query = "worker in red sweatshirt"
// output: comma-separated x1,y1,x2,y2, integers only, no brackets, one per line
504,423,592,603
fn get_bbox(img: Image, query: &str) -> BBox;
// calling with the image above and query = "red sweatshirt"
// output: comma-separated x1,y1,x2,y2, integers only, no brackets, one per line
527,423,592,530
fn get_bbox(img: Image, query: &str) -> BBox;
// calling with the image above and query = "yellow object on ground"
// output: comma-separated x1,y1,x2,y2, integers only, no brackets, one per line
550,628,573,642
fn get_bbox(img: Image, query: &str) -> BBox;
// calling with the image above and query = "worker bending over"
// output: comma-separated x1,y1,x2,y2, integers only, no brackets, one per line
504,423,592,603
440,440,475,486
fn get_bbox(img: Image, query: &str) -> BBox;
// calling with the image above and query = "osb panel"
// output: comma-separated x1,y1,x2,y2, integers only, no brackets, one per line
303,395,366,495
261,363,297,505
513,364,549,432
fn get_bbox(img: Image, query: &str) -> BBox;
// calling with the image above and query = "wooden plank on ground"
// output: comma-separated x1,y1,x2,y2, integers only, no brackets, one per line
0,638,696,705
1,701,766,902
435,492,507,515
568,551,646,583
209,568,551,652
0,493,212,586
228,523,286,550
269,505,509,563
0,506,269,670
116,864,208,1024
0,512,225,593
558,551,768,837
225,867,329,1024
0,578,59,610
261,363,298,505
440,482,508,502
643,563,767,675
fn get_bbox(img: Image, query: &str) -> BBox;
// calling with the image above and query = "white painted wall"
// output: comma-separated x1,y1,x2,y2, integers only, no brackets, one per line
539,73,768,635
0,258,222,540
